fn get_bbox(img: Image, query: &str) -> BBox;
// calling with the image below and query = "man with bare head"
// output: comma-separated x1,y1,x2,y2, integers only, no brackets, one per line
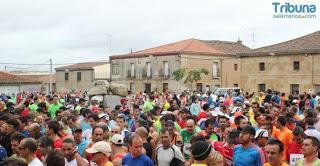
180,118,196,160
122,135,153,165
0,101,5,112
110,125,121,137
135,127,153,160
27,123,42,139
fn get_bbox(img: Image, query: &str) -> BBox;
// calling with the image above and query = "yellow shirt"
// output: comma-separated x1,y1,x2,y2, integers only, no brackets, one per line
249,109,256,125
104,161,113,166
163,101,170,110
263,162,289,166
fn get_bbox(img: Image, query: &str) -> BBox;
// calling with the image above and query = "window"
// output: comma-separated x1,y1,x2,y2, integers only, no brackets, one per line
196,83,203,92
258,83,266,92
145,83,151,94
293,61,300,71
64,73,69,81
315,85,320,94
77,72,81,81
205,85,210,92
163,83,168,91
291,84,299,95
234,64,238,71
259,62,265,71
129,83,134,93
234,83,239,87
131,63,135,77
163,61,169,76
212,62,219,77
111,63,119,75
147,62,151,77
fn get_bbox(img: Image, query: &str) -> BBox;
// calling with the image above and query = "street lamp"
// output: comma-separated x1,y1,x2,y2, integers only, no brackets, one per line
105,34,111,81
106,34,111,57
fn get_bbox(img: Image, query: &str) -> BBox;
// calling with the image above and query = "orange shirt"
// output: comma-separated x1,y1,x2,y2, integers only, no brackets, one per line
263,162,288,166
274,127,293,161
230,123,237,129
271,126,280,138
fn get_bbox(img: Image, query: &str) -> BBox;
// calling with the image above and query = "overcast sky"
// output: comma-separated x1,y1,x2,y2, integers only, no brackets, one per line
0,0,319,72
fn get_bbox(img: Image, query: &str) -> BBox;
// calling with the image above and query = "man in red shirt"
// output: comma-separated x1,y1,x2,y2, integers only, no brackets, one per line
197,104,210,121
178,108,189,129
224,129,240,164
46,120,63,149
286,126,304,162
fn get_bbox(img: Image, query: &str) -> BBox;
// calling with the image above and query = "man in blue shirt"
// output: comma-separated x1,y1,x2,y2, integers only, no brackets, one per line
234,125,263,166
122,135,153,166
73,127,89,157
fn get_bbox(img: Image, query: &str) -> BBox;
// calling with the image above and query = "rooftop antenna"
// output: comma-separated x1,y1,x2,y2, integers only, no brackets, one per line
250,28,261,49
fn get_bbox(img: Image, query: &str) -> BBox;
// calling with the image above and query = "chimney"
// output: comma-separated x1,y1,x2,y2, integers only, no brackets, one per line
237,38,242,44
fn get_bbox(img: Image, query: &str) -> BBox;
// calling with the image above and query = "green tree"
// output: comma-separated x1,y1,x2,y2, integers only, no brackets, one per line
172,68,209,89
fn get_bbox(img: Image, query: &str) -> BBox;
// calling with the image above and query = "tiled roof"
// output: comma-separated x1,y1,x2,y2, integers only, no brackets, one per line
0,71,42,84
17,74,56,83
134,39,224,55
201,40,251,54
110,39,240,59
55,61,108,71
240,30,320,56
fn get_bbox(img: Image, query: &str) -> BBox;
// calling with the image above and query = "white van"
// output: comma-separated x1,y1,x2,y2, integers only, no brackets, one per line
213,87,241,96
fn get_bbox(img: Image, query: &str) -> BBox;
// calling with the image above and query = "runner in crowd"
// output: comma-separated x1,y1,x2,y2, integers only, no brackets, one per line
0,89,318,166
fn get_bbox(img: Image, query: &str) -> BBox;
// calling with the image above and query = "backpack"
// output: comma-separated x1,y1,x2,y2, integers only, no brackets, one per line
156,145,185,166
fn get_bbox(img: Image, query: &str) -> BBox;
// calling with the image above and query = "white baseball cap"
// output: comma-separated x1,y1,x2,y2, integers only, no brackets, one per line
210,111,218,117
111,134,124,145
254,129,269,139
85,141,112,156
98,113,110,121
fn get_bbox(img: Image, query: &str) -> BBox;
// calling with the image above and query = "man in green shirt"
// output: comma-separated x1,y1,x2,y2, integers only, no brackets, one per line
180,119,197,161
143,96,154,113
204,118,219,141
48,97,62,118
28,97,39,112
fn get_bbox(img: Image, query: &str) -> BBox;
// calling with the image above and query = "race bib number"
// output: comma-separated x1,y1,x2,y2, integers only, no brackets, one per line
183,143,191,155
290,154,304,166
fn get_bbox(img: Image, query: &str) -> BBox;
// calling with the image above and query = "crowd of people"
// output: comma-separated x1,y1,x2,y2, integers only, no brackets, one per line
0,89,319,166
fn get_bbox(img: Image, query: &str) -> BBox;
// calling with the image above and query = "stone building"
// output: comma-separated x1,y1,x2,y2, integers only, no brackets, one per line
55,61,110,92
110,39,250,93
237,30,320,95
0,71,43,94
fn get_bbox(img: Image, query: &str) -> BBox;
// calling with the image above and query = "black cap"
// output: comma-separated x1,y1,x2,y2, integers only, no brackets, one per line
73,126,82,133
191,141,212,161
165,120,175,127
241,125,256,136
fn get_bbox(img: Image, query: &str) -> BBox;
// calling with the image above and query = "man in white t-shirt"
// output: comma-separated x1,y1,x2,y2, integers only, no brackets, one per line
18,138,43,166
156,128,184,166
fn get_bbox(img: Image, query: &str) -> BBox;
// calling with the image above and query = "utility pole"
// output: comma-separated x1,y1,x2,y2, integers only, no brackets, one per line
49,58,52,94
107,34,111,57
251,28,256,49
250,28,261,49
106,34,111,80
